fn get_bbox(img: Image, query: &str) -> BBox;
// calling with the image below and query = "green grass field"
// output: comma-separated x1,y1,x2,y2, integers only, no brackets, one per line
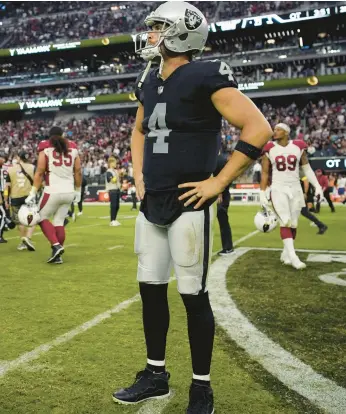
0,204,345,414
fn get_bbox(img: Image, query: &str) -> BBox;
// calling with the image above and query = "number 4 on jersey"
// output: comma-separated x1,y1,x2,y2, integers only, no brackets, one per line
219,61,235,82
148,103,172,154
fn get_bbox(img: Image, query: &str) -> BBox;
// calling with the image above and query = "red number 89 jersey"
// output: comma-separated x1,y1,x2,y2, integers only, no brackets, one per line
38,139,78,194
263,140,307,187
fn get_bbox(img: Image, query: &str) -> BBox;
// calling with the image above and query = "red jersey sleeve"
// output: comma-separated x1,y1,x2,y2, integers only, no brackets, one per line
293,140,307,150
37,140,50,152
68,140,77,149
262,141,275,155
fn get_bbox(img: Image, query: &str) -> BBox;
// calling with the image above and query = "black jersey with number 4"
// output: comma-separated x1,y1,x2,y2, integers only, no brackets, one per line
135,59,238,225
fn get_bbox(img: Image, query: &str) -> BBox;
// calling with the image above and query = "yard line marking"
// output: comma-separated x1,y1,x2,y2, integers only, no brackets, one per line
245,247,346,254
84,215,137,219
0,295,140,378
5,215,138,241
108,245,124,250
0,276,176,379
212,230,259,256
5,223,103,241
209,247,346,414
64,244,78,248
136,390,176,414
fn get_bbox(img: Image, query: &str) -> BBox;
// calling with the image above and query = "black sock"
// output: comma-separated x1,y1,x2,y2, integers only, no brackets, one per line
139,283,169,368
181,292,215,378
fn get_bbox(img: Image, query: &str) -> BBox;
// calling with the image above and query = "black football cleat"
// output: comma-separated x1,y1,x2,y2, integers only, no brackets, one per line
0,237,7,243
187,382,215,414
53,256,63,264
218,249,234,256
112,369,170,405
47,244,64,263
317,225,328,235
22,237,35,251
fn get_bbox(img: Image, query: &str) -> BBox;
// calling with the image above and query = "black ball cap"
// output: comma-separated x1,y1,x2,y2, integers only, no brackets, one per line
19,151,30,161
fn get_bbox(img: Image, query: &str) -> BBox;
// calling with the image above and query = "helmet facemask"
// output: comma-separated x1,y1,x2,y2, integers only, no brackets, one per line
135,17,180,62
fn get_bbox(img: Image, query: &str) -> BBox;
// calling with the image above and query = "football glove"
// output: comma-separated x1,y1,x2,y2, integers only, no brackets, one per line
259,190,270,209
314,186,324,202
25,187,37,205
74,188,82,204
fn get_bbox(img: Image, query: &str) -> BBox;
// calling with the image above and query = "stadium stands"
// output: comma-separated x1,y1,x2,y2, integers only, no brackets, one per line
0,1,323,48
1,99,345,182
0,79,136,104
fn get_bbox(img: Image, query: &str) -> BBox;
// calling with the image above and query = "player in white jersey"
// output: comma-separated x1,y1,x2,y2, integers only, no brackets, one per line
260,123,323,269
25,127,82,264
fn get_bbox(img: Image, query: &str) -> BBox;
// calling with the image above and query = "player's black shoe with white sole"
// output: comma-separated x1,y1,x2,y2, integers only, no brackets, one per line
22,237,35,251
53,256,63,264
47,244,64,263
112,369,170,405
186,382,215,414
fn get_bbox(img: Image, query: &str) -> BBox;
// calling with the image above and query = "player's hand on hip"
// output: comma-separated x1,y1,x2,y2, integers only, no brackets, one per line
178,176,225,209
259,190,270,209
217,193,223,204
135,174,145,201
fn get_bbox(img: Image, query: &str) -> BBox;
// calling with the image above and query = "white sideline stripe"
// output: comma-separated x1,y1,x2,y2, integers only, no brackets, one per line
108,245,124,250
136,390,176,414
5,216,137,241
247,247,346,254
0,295,140,378
5,223,103,241
64,244,78,248
0,276,176,379
84,215,137,219
212,230,259,256
209,247,346,414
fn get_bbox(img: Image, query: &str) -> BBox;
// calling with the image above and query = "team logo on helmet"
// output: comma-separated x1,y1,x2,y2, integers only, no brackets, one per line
27,213,33,226
184,9,202,30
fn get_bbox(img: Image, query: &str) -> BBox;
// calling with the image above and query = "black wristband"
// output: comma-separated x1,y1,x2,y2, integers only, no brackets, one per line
234,140,262,160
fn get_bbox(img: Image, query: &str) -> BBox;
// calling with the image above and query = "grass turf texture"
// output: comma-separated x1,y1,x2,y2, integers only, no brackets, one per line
0,204,345,413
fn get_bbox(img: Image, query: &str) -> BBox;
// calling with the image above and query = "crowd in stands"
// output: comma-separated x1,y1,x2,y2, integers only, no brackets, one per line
0,79,136,104
221,99,346,157
0,57,142,89
1,2,110,19
0,98,345,185
0,114,134,183
2,59,345,104
0,1,311,48
218,1,302,20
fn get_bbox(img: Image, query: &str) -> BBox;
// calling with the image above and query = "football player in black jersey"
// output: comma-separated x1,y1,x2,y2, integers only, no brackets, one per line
112,2,272,413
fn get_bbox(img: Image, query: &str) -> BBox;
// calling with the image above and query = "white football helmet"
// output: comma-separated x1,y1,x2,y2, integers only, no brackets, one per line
254,208,278,233
135,1,208,61
18,204,41,227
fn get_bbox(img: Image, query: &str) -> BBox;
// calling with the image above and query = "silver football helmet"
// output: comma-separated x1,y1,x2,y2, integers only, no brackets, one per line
135,1,208,62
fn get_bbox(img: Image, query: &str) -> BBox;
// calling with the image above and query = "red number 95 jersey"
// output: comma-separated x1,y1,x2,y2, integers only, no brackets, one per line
37,139,78,194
